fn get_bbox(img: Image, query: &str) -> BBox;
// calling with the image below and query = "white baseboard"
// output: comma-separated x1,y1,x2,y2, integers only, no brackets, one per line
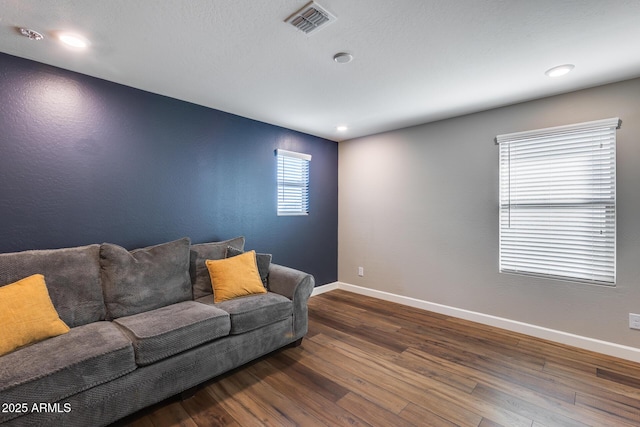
311,282,339,296
311,281,640,363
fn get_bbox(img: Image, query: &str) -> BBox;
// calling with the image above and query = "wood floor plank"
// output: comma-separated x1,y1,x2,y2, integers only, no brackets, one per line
478,418,508,427
597,367,640,389
310,316,481,394
307,335,470,418
326,291,521,348
179,388,239,427
305,335,532,427
400,321,546,369
404,346,640,427
543,360,640,405
205,376,276,427
217,369,301,427
336,392,414,427
471,383,587,427
115,290,640,427
306,315,409,360
403,386,487,426
575,392,640,425
397,325,548,376
305,307,409,353
238,367,327,426
399,402,473,427
248,359,371,427
123,416,156,427
146,401,198,427
266,351,350,403
310,332,478,394
519,337,640,380
408,342,576,404
291,339,410,414
310,295,402,333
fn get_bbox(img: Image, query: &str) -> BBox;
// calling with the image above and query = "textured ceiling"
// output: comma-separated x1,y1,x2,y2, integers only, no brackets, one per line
1,0,640,141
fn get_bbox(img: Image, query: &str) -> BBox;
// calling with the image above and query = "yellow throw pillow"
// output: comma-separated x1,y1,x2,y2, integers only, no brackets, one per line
206,250,267,303
0,274,70,356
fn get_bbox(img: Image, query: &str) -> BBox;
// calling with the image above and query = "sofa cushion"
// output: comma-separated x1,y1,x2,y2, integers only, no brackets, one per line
196,292,293,335
226,246,272,287
100,238,192,319
190,236,245,299
206,250,267,303
0,244,105,328
114,301,231,366
0,274,70,356
0,321,135,424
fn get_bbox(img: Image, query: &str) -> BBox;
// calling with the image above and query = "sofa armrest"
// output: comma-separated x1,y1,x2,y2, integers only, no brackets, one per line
268,264,314,300
267,263,314,340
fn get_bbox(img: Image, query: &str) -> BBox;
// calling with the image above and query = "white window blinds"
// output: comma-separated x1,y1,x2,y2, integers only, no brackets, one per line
276,149,311,216
496,117,620,285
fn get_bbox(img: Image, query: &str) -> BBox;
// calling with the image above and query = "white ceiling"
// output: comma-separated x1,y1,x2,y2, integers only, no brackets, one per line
1,0,640,142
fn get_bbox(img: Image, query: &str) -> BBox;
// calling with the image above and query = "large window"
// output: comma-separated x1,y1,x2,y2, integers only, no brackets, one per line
276,149,311,216
496,118,620,285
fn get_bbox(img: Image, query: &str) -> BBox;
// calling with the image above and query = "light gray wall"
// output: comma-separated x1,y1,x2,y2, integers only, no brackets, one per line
338,77,640,348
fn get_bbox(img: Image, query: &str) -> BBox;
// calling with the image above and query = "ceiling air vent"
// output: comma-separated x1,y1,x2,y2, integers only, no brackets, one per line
285,1,336,35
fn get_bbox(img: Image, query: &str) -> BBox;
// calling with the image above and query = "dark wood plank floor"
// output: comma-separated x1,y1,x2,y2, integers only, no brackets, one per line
116,290,640,427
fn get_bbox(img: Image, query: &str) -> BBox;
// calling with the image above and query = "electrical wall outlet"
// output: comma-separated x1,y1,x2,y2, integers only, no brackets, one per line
358,266,364,277
629,313,640,330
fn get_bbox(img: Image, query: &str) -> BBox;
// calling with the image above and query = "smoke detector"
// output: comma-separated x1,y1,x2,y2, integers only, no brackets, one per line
285,1,336,36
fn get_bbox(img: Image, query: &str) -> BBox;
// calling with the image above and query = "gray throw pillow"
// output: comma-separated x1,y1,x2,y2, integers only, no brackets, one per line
100,237,191,319
0,245,105,328
190,236,245,299
225,246,272,288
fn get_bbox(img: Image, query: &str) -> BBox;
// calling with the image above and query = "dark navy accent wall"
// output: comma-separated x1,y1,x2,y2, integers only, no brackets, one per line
0,53,337,285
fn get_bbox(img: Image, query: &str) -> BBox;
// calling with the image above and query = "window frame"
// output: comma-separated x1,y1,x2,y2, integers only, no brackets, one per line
496,117,620,286
276,149,312,216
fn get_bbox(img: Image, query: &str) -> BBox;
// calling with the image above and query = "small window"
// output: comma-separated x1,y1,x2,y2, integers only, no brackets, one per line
276,149,311,216
496,117,620,285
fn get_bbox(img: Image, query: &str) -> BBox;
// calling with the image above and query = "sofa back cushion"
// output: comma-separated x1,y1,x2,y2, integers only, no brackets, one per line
0,245,105,328
100,237,191,319
190,236,245,299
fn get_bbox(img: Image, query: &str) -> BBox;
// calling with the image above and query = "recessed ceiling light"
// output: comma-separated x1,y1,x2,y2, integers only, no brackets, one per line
18,28,44,41
545,64,575,78
59,33,89,49
333,52,353,64
336,125,348,132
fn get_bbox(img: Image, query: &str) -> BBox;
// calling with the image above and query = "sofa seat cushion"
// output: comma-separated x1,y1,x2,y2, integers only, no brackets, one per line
0,321,135,424
196,292,293,335
114,301,231,366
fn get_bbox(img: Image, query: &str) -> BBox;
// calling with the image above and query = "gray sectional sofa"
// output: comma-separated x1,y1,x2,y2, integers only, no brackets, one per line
0,236,314,426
